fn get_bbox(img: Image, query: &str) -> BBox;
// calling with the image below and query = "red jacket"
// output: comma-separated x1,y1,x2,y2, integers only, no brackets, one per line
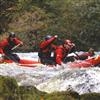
55,45,70,65
0,38,22,54
0,48,3,54
55,41,76,65
39,37,57,58
40,37,57,50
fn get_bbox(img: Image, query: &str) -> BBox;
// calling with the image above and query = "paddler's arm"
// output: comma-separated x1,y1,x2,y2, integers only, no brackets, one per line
11,38,23,50
40,35,57,49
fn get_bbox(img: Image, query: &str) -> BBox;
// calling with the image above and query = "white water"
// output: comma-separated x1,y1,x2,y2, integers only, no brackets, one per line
0,52,100,94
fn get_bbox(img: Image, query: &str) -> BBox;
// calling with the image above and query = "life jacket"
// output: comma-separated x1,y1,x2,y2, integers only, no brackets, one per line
0,48,3,54
38,44,56,59
38,37,56,59
55,45,70,65
0,38,22,54
3,38,16,52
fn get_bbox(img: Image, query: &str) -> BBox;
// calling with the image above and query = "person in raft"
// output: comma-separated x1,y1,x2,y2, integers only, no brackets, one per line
74,48,95,60
0,32,23,63
38,34,58,65
54,39,76,65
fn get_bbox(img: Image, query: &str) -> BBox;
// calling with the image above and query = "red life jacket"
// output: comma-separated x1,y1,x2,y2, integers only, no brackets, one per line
0,38,22,53
38,37,57,58
55,45,70,65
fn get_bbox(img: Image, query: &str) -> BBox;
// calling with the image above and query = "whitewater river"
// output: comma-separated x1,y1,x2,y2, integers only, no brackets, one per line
0,52,100,94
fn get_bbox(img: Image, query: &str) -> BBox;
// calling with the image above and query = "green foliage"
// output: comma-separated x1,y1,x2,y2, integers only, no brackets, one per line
1,76,100,100
44,91,79,100
80,93,100,100
0,76,46,100
8,7,48,32
19,86,46,100
0,75,19,100
0,75,18,94
0,0,100,51
0,0,18,33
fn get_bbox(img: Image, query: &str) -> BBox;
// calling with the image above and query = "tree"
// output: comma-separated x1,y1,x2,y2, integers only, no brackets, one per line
0,0,18,33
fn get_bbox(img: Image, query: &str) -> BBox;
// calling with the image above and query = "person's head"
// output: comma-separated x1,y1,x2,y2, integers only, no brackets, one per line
9,32,15,38
63,39,75,50
45,35,52,40
8,32,16,41
88,48,95,54
64,39,73,45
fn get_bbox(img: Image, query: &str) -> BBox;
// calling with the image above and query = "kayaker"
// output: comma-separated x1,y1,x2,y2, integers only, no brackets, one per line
0,32,23,63
38,35,58,65
54,39,76,65
74,48,95,60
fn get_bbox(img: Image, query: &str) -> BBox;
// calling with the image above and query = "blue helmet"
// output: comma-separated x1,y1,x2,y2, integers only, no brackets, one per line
45,35,52,40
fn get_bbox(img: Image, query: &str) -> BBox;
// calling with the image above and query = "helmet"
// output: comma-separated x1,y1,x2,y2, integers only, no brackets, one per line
45,35,52,40
64,39,72,45
9,32,15,38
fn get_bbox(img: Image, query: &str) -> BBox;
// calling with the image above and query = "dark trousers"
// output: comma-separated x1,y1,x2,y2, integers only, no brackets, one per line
4,52,20,63
39,57,56,65
63,56,75,63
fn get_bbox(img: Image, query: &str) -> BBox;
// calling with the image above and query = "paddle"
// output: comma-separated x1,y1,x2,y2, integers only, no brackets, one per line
73,52,80,60
4,43,23,64
11,43,22,50
63,52,81,63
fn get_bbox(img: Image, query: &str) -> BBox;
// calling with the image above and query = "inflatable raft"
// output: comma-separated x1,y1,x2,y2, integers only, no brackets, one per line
0,55,100,68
